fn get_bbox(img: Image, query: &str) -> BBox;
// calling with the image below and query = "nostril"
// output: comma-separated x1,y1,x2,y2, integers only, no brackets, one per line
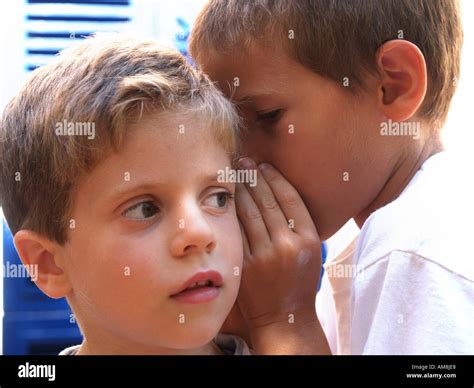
206,241,216,253
183,244,199,254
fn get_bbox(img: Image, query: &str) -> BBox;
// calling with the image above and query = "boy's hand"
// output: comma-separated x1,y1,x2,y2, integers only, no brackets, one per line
235,158,330,354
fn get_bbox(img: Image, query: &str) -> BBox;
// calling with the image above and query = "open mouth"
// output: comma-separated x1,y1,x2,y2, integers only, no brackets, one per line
170,270,223,304
186,279,216,290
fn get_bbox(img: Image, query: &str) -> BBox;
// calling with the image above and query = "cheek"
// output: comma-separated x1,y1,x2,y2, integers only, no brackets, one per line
105,237,171,290
219,216,243,267
68,230,170,301
240,130,266,161
214,216,243,297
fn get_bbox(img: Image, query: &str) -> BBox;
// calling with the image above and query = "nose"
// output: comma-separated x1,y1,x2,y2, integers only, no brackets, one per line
169,200,217,258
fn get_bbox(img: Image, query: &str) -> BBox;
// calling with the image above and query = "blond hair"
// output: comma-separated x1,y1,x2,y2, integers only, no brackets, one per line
0,33,240,243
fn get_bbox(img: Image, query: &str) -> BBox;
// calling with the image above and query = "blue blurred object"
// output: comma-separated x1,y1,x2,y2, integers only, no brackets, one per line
3,221,82,355
318,242,327,292
174,17,190,57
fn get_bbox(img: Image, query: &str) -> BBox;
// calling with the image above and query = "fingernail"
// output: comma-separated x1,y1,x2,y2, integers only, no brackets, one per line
238,157,255,169
259,163,270,171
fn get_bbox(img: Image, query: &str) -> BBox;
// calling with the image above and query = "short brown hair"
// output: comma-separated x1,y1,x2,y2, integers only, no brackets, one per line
0,33,239,244
189,0,463,128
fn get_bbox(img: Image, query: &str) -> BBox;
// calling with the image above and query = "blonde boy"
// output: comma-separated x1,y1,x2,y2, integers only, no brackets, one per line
0,34,250,355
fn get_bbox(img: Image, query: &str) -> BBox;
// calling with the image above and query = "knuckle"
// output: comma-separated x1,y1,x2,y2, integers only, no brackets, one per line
274,236,296,257
243,208,263,222
259,196,279,211
301,235,319,246
280,192,300,209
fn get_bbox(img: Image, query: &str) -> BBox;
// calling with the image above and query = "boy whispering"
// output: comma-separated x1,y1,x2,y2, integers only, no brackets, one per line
190,0,474,354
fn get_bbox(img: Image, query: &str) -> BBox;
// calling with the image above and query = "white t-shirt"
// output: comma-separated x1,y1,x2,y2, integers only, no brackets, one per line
317,151,474,355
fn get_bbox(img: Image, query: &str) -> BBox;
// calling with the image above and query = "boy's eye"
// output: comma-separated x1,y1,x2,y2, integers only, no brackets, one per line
203,192,234,209
256,108,283,125
123,201,158,220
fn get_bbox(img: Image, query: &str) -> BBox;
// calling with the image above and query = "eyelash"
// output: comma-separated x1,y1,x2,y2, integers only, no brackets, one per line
121,191,235,221
256,109,283,125
222,191,235,201
122,200,158,221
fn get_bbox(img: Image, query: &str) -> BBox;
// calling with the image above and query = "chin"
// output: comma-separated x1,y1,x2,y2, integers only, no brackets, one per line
106,320,222,353
161,320,223,350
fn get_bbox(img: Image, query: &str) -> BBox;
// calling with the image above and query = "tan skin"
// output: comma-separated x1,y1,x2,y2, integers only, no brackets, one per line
13,113,243,355
197,39,444,354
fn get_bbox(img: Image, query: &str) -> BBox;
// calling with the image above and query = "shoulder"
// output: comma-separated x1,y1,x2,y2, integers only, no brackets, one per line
351,250,474,354
59,345,81,355
355,151,474,281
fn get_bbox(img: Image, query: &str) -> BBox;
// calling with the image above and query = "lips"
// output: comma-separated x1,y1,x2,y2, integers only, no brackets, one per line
170,270,223,304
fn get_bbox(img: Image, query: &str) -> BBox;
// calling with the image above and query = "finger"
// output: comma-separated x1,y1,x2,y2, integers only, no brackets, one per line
238,157,289,239
239,219,252,257
235,183,271,250
257,163,318,238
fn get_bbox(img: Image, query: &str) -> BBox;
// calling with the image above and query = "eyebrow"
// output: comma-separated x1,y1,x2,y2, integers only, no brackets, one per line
107,183,162,205
235,92,280,105
107,173,232,203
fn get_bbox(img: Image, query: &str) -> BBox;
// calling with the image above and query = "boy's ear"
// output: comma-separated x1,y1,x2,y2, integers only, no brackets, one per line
376,39,427,122
13,230,72,299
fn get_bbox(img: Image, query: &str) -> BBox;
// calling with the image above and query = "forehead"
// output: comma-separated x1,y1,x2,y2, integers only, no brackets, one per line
119,113,230,172
200,44,300,102
74,112,232,202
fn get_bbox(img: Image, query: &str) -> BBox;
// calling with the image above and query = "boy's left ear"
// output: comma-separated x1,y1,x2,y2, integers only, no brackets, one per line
376,39,427,121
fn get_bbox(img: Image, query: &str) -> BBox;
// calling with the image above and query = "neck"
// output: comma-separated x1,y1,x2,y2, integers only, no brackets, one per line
76,335,222,355
354,132,444,229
